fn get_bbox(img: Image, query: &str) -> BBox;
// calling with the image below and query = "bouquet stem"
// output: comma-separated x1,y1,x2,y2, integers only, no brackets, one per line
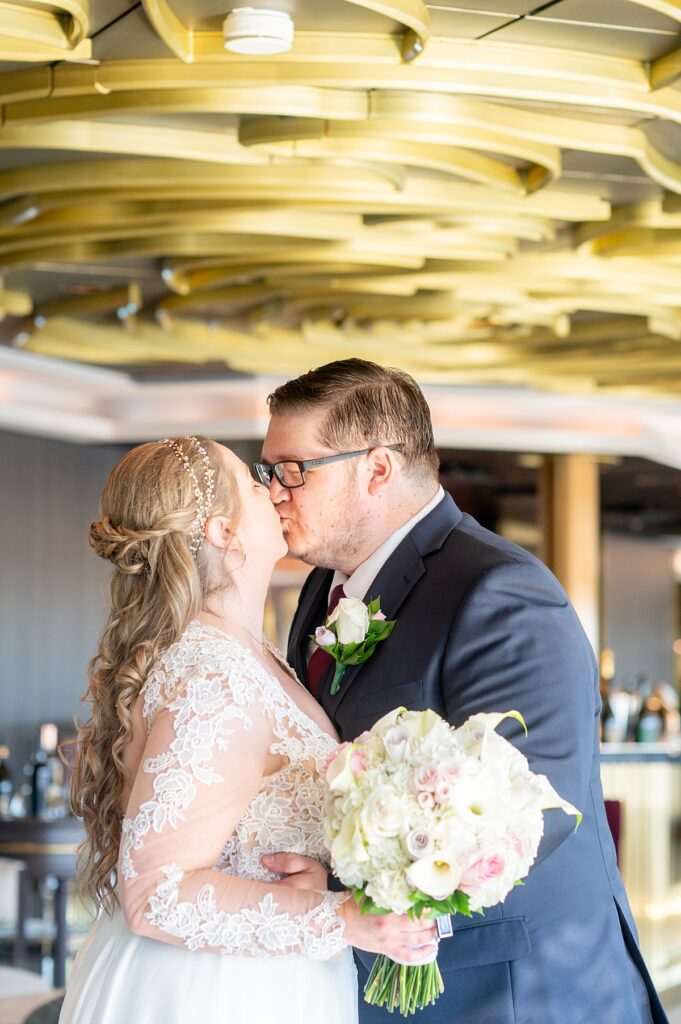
364,956,444,1016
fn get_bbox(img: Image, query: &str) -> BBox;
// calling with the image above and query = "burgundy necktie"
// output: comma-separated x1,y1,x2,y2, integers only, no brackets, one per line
307,584,345,699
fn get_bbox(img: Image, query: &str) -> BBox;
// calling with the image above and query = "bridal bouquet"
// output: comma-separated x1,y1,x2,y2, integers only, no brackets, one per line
323,707,581,1016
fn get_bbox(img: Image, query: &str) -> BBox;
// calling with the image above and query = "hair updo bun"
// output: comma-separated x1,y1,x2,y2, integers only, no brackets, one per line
88,514,178,575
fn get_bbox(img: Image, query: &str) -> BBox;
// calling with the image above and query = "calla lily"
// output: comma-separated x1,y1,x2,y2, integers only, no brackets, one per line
326,743,357,793
369,706,408,736
400,709,441,740
331,811,369,864
406,853,463,901
532,773,583,827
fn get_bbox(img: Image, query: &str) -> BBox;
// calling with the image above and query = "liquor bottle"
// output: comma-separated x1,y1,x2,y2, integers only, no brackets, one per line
0,746,13,817
635,695,664,743
25,723,58,817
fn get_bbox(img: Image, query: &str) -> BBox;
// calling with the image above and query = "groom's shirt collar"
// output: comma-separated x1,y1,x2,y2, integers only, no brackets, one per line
329,486,445,603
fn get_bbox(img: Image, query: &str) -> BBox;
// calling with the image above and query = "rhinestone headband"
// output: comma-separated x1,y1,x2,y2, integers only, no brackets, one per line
161,436,216,556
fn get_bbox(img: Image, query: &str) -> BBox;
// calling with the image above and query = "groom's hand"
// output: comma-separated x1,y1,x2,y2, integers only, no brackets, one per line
261,852,328,890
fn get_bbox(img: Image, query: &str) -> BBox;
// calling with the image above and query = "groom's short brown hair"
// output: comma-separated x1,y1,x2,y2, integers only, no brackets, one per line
267,358,439,481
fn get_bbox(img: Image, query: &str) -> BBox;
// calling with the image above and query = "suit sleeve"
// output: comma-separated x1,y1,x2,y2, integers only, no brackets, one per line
442,556,599,865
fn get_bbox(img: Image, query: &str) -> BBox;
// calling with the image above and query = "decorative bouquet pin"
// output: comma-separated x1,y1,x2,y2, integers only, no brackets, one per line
323,707,581,1016
311,596,396,695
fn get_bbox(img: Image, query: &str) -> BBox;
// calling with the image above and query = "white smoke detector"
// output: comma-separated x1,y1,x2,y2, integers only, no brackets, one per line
223,8,294,55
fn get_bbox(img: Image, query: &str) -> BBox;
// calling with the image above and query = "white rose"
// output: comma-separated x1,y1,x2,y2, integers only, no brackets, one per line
406,852,463,900
361,787,406,843
383,725,411,763
329,597,370,645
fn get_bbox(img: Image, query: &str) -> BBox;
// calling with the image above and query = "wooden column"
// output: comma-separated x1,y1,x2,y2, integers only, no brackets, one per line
539,454,600,653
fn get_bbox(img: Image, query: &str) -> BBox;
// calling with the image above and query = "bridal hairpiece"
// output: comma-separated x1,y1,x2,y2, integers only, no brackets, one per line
161,436,215,555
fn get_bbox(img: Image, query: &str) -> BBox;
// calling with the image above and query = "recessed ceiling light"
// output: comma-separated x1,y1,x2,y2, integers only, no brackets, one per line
223,8,294,56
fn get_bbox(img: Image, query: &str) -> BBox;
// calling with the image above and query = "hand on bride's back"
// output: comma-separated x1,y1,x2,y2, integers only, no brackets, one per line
261,853,438,964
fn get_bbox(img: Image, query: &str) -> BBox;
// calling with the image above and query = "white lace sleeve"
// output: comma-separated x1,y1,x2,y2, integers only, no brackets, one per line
118,646,348,960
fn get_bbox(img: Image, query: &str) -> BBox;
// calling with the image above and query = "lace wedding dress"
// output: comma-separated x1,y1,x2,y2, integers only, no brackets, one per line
59,621,358,1024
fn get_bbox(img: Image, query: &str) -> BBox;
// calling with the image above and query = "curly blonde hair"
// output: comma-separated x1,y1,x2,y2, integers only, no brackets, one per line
70,437,239,914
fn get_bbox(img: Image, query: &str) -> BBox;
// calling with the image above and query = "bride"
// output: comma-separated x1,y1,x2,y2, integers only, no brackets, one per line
59,436,437,1024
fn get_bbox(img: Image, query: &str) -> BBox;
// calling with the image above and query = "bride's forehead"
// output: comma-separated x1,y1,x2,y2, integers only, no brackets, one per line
216,444,247,476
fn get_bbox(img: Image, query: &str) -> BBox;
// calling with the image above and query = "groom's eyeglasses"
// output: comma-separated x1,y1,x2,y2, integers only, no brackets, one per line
254,444,403,489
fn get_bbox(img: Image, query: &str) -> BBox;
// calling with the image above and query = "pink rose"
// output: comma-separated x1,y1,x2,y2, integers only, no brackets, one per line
440,757,462,781
460,851,506,893
372,610,387,621
315,626,336,647
414,765,440,792
434,780,452,805
324,741,351,776
350,749,367,778
418,791,436,812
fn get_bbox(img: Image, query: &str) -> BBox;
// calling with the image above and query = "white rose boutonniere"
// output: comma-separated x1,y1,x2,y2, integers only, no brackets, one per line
311,596,396,695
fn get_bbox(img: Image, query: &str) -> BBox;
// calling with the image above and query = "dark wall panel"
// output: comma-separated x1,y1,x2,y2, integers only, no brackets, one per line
0,430,124,779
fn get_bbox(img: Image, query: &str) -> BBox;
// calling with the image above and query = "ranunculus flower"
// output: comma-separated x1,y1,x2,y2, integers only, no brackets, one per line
315,625,336,647
328,596,370,645
406,853,463,900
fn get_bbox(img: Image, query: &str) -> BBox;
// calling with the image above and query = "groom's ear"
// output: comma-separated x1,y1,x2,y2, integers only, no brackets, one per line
366,446,398,496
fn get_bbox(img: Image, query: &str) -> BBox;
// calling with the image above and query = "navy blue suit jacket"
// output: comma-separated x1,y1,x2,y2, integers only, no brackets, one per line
288,494,667,1024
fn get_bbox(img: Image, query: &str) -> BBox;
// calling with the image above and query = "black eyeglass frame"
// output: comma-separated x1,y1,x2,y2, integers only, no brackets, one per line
254,443,404,489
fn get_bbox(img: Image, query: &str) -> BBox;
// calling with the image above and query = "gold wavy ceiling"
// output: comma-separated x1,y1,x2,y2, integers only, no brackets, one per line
1,0,681,392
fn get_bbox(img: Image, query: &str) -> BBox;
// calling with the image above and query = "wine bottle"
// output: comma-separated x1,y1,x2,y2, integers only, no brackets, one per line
0,745,13,817
25,723,57,817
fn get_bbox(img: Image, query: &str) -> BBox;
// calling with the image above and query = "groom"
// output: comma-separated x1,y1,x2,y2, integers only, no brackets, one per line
259,358,666,1024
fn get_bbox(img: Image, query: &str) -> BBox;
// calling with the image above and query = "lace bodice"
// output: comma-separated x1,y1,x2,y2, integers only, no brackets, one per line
117,621,348,959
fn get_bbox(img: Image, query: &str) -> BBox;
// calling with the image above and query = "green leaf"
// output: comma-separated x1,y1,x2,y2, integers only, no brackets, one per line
367,597,381,616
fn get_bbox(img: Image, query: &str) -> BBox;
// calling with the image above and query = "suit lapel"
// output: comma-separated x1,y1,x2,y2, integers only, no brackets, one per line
289,567,334,688
319,533,428,718
318,494,463,720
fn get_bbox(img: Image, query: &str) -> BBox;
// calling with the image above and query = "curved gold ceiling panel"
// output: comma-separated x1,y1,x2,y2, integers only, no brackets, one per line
0,2,680,395
0,1,91,61
142,0,429,63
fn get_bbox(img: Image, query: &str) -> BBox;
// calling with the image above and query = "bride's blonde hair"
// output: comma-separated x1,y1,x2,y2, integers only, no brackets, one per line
70,437,239,913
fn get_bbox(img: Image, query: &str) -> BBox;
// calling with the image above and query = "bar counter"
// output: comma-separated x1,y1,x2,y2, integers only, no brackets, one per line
599,742,681,991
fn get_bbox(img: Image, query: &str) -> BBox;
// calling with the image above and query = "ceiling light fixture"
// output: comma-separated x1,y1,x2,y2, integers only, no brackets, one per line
223,8,294,55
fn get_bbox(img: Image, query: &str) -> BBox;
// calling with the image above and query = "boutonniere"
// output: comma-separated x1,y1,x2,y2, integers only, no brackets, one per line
311,596,396,696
